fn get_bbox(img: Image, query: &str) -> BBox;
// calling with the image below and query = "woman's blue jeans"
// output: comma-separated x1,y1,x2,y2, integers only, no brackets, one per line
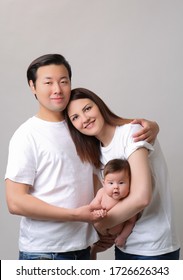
115,246,180,260
19,246,91,260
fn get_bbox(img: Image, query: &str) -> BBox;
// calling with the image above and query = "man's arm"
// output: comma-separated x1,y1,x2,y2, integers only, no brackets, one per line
6,179,103,223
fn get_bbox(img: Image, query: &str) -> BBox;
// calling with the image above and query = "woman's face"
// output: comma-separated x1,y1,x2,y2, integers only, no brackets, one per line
67,98,105,137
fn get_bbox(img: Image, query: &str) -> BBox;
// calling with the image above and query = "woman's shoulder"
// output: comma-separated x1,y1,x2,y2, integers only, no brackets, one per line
117,123,143,134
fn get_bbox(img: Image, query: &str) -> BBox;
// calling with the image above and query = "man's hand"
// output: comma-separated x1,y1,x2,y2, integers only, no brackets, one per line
74,205,106,223
131,119,159,143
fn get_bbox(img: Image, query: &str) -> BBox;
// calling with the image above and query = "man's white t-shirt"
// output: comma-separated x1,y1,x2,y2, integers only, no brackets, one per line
5,117,98,252
100,124,180,256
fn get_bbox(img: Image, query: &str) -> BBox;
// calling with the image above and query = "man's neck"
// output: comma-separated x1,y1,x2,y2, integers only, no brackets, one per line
36,111,64,122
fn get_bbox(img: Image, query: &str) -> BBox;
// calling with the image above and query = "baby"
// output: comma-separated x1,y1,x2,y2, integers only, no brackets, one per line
90,158,137,259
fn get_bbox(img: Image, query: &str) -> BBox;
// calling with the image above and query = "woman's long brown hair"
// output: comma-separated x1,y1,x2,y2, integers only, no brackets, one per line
65,88,132,168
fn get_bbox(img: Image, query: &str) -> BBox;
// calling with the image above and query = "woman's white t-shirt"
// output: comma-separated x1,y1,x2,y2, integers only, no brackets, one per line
100,124,179,256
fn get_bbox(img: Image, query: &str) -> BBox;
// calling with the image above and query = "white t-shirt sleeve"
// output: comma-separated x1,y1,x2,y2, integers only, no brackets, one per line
5,130,36,185
124,124,154,159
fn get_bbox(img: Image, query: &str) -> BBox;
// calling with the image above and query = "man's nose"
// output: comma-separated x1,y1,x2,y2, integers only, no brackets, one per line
53,82,62,94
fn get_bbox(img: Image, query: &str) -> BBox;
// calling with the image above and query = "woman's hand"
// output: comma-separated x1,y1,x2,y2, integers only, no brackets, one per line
131,119,159,143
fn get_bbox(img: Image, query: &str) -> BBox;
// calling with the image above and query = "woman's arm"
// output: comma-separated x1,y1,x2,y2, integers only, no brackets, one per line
94,148,152,234
5,179,103,223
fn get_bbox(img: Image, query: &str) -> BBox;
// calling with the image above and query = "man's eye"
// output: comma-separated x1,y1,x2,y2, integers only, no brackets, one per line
61,80,68,84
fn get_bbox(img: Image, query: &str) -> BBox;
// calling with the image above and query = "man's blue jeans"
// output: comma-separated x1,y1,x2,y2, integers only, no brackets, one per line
19,246,91,260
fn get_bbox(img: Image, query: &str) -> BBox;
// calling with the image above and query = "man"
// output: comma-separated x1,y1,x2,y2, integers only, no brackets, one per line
5,54,158,260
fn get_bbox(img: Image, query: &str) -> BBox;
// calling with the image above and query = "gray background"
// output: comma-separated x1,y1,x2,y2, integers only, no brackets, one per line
0,0,182,259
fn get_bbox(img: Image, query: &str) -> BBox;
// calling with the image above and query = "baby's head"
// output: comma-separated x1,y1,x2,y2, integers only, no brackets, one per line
103,159,131,200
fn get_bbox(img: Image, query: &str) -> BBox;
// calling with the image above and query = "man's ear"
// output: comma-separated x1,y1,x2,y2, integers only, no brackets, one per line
29,80,37,99
29,80,36,93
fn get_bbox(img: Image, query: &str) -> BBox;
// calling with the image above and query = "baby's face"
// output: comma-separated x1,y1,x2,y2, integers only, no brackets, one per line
103,170,130,200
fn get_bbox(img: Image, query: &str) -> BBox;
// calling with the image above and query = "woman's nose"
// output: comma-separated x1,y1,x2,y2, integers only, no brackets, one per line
82,114,90,123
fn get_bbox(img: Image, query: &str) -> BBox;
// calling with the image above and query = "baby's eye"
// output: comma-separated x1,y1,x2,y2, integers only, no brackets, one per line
119,181,124,185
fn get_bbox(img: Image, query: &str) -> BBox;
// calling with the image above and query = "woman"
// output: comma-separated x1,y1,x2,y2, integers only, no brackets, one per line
65,87,180,260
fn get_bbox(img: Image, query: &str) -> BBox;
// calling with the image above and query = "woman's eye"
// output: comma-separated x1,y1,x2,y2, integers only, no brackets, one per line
71,115,78,122
85,106,91,112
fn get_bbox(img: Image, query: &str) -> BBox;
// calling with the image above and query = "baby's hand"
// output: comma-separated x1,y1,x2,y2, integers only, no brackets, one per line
75,205,106,223
93,209,107,218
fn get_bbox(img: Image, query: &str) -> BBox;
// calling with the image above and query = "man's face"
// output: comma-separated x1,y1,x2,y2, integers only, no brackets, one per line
30,64,71,121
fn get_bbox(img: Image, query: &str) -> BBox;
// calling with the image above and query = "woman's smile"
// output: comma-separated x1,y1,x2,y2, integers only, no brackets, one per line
84,119,95,129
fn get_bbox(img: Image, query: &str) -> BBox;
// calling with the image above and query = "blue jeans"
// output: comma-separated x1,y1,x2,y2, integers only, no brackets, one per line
19,246,91,260
115,246,180,260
